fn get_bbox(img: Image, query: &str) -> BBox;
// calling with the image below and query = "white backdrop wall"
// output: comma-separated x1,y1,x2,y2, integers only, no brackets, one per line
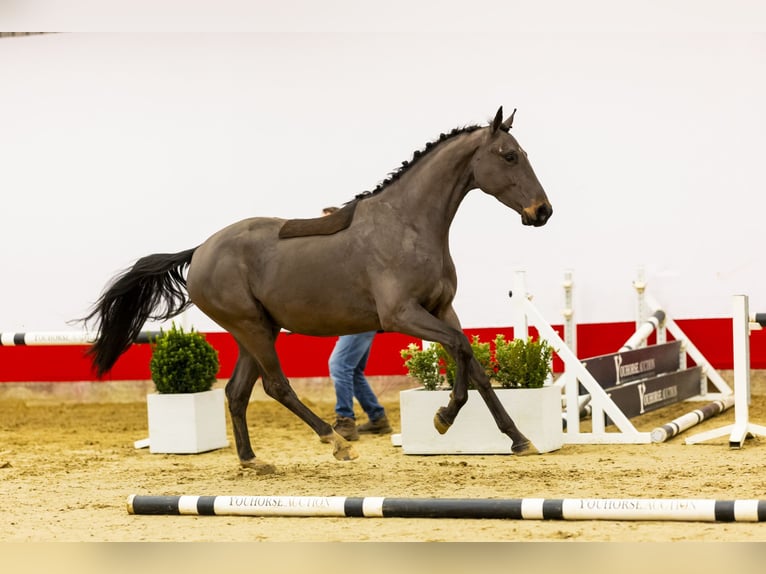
1,11,764,333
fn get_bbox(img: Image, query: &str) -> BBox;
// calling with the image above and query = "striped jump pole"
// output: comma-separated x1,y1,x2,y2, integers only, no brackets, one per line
650,395,735,443
0,331,160,346
619,310,666,352
127,495,766,522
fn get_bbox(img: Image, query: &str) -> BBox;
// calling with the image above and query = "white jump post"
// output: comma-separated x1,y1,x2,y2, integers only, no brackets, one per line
562,269,576,356
632,267,648,345
633,267,669,346
685,295,766,447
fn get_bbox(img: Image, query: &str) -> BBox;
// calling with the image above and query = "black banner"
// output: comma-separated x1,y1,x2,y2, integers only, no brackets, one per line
599,366,703,425
582,340,683,390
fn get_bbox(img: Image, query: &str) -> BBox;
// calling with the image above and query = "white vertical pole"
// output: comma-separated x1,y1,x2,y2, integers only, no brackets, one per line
562,269,576,356
511,270,529,341
732,295,751,431
632,266,647,347
178,310,191,331
656,313,667,344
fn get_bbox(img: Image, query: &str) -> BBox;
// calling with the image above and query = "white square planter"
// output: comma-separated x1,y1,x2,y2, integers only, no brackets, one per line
398,386,563,455
146,388,228,454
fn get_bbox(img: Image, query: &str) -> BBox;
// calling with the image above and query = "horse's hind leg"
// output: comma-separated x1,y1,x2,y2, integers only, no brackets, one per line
230,322,359,462
225,348,277,474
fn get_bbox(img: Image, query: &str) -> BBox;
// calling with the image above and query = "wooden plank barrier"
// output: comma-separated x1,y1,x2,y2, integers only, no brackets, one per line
579,341,704,427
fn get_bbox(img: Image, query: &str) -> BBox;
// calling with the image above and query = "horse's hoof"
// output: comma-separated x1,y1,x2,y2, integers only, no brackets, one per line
433,408,452,435
330,431,359,461
511,440,538,456
333,443,359,461
240,458,277,475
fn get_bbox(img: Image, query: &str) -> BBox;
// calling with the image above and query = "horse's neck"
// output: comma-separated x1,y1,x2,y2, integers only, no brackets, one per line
383,130,485,234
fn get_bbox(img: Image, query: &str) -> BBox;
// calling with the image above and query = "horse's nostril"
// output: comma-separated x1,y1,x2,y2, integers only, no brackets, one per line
537,203,552,222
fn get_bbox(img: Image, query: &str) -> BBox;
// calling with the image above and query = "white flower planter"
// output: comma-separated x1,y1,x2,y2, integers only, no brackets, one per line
397,385,563,454
146,388,228,454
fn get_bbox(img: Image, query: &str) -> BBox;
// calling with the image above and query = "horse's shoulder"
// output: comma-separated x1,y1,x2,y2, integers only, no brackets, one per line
278,202,358,239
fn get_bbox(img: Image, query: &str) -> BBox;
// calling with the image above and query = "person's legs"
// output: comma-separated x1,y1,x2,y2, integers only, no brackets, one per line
329,332,376,419
351,338,386,422
346,334,392,434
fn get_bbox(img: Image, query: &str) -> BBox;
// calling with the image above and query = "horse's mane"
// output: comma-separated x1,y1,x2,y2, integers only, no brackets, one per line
279,123,485,239
349,124,484,204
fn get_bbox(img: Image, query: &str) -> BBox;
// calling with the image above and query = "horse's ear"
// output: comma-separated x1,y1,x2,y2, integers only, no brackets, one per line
501,108,517,132
491,106,504,133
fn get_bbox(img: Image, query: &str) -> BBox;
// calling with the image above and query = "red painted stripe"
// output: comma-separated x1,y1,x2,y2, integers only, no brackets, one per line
1,319,763,383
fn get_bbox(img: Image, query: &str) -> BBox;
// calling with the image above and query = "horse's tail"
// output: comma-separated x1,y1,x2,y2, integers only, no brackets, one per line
82,247,198,377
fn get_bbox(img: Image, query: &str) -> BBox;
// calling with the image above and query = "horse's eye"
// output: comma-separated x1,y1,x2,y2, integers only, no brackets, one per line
504,151,518,163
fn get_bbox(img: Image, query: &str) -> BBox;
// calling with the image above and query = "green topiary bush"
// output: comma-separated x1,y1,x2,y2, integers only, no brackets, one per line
149,323,220,394
401,334,554,390
400,343,442,390
401,336,493,391
493,334,553,388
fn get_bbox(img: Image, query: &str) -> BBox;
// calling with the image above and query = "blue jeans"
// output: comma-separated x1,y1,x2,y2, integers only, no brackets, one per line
328,331,386,421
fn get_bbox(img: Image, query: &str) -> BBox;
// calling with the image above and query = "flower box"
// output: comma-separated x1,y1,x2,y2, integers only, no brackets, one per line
147,388,228,454
397,385,562,454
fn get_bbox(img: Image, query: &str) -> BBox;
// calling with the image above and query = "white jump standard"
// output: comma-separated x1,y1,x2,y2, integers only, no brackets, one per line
685,295,766,447
126,494,766,522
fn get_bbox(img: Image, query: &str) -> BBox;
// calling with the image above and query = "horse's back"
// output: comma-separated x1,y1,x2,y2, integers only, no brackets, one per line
200,217,284,252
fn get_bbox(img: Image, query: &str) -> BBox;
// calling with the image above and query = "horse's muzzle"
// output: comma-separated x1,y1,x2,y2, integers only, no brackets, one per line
522,202,553,227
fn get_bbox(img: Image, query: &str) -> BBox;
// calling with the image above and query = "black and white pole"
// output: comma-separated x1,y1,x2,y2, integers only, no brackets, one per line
650,395,735,443
127,495,766,522
751,313,766,330
619,310,666,352
0,331,160,346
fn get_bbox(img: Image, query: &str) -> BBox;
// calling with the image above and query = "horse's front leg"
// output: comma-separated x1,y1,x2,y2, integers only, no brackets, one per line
379,302,471,430
431,337,471,433
387,303,535,455
466,357,536,455
437,306,535,454
435,347,536,455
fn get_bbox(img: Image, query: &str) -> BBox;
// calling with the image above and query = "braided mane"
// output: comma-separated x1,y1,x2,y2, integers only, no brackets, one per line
350,124,484,203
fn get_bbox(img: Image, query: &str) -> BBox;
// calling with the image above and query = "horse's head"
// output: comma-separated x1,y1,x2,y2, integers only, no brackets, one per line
471,107,552,227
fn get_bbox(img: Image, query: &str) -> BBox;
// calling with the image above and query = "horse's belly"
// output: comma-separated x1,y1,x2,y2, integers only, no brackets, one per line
271,305,381,337
257,280,380,337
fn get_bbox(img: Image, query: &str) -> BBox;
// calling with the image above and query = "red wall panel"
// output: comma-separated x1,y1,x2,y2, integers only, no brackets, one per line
2,319,764,383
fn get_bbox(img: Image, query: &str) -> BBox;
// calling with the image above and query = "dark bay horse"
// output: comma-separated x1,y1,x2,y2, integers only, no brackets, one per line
82,107,552,472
